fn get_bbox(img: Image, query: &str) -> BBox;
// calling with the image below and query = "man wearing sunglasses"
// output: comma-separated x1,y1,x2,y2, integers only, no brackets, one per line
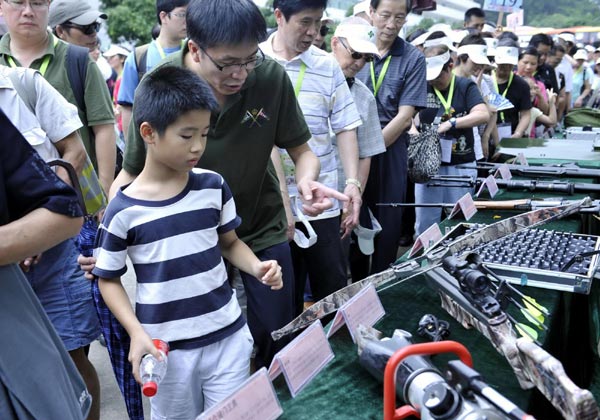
331,17,386,282
49,0,106,52
261,0,362,318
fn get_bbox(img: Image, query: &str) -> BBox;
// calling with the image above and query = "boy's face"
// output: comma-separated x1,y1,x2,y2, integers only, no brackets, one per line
150,109,211,172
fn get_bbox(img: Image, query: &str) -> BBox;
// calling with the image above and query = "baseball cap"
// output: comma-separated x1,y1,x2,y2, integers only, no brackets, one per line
103,45,130,58
584,45,595,53
353,208,382,255
558,33,576,44
425,50,451,81
573,49,588,61
334,17,380,57
494,46,519,65
321,11,334,25
484,37,498,56
353,0,370,17
423,36,457,52
457,44,491,65
49,0,107,29
410,30,431,47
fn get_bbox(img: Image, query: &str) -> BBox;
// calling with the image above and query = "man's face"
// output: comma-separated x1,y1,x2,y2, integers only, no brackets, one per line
161,6,187,41
190,40,260,98
370,0,406,45
275,7,323,56
535,43,550,66
57,22,99,51
465,16,485,32
331,36,372,78
0,0,50,39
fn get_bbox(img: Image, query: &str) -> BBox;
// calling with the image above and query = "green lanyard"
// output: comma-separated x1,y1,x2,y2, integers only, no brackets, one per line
433,73,455,117
493,71,514,122
7,35,58,76
369,56,392,97
294,62,306,98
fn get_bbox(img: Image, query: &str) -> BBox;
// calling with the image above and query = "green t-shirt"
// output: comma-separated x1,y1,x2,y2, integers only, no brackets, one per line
123,46,311,252
0,32,115,169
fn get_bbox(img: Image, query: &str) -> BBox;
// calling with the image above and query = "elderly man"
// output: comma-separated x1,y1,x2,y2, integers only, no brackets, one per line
330,17,385,281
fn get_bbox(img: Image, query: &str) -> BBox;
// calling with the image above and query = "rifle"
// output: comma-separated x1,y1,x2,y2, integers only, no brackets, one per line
377,198,600,214
460,162,600,180
428,175,600,195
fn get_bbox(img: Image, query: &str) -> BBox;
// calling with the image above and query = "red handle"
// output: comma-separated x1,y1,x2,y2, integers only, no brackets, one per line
383,341,473,420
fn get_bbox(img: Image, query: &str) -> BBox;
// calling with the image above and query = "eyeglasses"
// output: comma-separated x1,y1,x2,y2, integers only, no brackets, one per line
340,38,374,62
3,0,48,10
200,47,265,75
168,11,186,19
319,26,330,37
62,21,101,35
374,11,406,25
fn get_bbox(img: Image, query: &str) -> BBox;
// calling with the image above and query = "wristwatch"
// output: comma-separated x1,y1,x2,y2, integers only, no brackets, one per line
345,178,362,194
449,117,457,128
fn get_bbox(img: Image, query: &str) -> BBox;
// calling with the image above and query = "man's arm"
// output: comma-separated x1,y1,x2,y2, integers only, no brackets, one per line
0,208,82,265
53,131,87,183
92,123,117,195
336,129,361,228
120,105,133,139
513,109,532,138
270,147,294,242
382,105,416,148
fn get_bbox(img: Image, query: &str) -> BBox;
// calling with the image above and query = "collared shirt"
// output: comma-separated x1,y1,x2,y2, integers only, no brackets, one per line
261,34,362,220
122,44,311,252
556,57,574,93
0,67,82,162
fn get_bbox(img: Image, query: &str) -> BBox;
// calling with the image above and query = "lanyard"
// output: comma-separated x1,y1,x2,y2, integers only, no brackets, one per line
433,74,455,116
294,62,306,98
155,40,167,59
369,55,392,97
493,71,514,122
7,35,58,76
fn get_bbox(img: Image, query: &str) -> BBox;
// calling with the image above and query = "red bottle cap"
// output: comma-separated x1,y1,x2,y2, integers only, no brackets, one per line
142,381,158,397
152,339,169,355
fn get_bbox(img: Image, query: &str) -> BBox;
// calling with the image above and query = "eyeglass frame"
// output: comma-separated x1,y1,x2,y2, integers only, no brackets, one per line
3,0,48,10
339,38,374,62
373,11,406,25
199,47,265,74
61,21,101,35
168,11,186,19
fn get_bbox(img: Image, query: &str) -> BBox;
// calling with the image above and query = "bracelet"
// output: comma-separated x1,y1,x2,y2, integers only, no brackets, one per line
345,178,362,194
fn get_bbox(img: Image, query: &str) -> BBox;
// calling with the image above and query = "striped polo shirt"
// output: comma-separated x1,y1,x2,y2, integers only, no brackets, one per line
92,169,244,349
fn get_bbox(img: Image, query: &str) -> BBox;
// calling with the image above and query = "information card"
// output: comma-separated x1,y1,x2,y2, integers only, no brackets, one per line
475,175,499,198
196,368,282,420
516,152,529,166
409,223,443,257
268,321,334,398
448,193,478,221
327,284,385,342
495,164,513,180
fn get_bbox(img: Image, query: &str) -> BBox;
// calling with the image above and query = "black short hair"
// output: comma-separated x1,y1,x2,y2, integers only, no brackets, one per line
519,45,539,61
529,33,552,49
370,0,412,14
134,66,219,136
464,7,485,23
186,0,267,49
407,28,427,44
273,0,327,21
549,44,566,55
457,34,486,63
497,31,519,43
156,0,190,24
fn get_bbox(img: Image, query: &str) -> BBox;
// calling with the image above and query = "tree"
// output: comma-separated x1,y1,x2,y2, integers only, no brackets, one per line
102,0,156,45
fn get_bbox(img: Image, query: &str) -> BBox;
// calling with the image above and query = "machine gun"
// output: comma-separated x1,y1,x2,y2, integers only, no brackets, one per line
459,162,600,180
356,325,535,420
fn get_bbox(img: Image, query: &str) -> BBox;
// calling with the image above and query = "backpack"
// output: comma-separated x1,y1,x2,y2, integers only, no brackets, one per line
134,43,150,81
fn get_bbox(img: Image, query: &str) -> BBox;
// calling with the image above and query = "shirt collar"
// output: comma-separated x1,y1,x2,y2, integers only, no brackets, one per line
263,32,316,68
0,30,57,62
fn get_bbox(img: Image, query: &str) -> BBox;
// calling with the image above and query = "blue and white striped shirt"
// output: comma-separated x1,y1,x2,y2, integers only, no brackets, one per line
92,169,244,349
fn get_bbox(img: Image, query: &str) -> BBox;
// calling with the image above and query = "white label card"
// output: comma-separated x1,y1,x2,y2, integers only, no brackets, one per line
327,284,385,342
516,153,529,166
475,175,499,198
267,321,334,398
440,137,453,163
449,193,478,221
196,368,283,420
409,223,443,257
483,0,523,13
494,164,513,180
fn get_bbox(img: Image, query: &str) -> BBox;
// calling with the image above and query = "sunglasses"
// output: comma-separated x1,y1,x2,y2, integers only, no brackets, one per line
62,21,101,35
340,38,374,62
319,26,330,37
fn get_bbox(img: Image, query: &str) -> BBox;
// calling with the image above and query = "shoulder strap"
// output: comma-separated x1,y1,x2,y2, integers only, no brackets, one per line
134,44,150,82
7,69,38,115
65,44,89,121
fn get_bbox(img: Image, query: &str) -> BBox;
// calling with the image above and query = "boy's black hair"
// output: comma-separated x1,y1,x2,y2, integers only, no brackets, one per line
186,0,267,49
464,7,485,23
370,0,412,15
497,37,519,49
529,33,552,49
133,66,219,136
156,0,190,24
497,31,519,43
273,0,327,21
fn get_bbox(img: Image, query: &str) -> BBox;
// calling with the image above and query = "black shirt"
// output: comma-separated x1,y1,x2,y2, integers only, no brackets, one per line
535,63,559,93
496,73,532,132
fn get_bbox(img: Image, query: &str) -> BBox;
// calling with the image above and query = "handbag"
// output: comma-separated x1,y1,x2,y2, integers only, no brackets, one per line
407,115,442,183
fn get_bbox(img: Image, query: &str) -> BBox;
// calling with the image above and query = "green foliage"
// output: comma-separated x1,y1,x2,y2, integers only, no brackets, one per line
102,0,155,45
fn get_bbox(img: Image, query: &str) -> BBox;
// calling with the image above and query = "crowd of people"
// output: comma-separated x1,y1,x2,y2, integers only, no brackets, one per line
1,0,599,419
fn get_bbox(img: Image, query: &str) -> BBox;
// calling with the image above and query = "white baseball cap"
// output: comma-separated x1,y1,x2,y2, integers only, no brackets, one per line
495,46,519,65
573,49,588,61
424,36,457,52
103,45,130,58
558,33,576,44
353,208,382,255
484,37,498,56
353,0,370,16
334,18,380,57
321,11,334,25
426,50,451,81
410,31,431,47
457,44,491,65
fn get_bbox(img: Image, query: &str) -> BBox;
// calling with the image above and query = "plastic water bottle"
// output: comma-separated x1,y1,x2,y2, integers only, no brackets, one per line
140,339,169,397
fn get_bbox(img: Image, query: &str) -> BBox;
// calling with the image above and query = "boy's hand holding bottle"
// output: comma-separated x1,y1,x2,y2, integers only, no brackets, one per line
129,330,163,384
254,260,283,290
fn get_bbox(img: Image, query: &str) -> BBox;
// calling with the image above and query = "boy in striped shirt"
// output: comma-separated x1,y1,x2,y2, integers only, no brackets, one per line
92,66,282,418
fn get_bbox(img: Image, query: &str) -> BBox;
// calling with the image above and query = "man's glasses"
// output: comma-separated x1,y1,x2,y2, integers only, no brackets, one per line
374,11,406,25
200,47,265,75
169,11,186,19
340,38,374,62
4,0,48,10
319,26,330,37
62,21,101,35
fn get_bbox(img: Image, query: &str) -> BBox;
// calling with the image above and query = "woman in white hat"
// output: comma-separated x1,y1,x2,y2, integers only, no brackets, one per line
572,49,594,108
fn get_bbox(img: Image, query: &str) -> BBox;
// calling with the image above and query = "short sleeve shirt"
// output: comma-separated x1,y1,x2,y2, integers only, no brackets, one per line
496,73,532,132
122,46,311,252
